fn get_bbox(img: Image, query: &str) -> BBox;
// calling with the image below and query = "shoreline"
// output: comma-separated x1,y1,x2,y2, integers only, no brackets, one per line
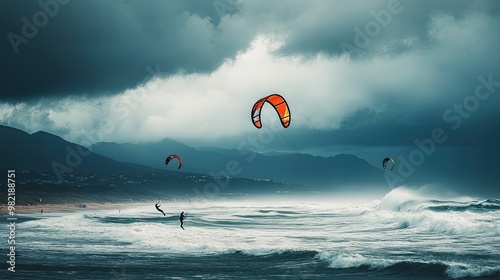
1,202,148,215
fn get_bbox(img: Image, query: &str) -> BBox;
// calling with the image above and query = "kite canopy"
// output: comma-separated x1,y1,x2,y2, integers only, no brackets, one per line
165,154,182,169
251,94,290,129
382,157,395,171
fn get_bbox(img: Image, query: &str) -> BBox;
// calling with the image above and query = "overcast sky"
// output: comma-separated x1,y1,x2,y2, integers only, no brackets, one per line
1,0,499,154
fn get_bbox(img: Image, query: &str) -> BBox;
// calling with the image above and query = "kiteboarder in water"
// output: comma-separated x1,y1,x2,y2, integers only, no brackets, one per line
155,203,165,216
180,211,186,230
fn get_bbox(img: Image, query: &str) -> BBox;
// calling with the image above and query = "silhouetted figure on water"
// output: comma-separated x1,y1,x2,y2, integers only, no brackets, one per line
180,211,186,230
155,203,165,216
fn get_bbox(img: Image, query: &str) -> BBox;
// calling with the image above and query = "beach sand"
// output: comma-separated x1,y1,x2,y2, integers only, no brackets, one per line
1,202,146,215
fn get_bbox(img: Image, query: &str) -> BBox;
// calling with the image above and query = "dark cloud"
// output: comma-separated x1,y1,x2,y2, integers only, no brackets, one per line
2,0,500,103
0,0,245,101
279,0,500,58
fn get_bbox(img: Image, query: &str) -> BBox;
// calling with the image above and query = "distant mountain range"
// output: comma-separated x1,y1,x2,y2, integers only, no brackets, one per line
0,125,388,193
89,139,387,189
89,135,500,197
1,125,498,198
0,125,159,176
0,125,299,203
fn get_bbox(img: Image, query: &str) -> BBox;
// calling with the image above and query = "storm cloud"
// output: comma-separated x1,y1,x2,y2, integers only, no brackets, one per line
1,0,246,100
1,0,499,150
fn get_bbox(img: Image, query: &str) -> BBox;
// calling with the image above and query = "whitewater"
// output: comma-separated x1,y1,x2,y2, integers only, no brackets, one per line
2,187,499,279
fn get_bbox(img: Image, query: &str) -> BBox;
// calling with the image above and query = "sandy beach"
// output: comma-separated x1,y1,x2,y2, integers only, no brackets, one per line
1,202,146,215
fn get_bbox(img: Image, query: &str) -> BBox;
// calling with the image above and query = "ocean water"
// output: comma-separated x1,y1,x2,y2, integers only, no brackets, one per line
2,188,499,279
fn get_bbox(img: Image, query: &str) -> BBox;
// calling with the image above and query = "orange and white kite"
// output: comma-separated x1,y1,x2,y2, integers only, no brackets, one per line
251,94,290,129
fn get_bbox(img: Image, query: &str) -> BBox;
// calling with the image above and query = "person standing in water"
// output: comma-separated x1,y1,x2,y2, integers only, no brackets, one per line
180,211,186,230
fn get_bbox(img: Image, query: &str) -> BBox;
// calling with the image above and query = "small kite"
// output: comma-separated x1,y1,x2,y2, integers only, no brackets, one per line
251,94,290,129
165,154,182,169
382,157,395,171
